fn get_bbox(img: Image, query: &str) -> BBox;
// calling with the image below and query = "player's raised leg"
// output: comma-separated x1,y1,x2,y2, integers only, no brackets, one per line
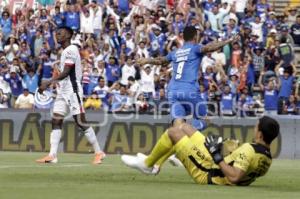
121,127,187,173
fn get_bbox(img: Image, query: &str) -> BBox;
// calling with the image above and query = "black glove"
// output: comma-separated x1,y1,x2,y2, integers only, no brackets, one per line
204,135,224,164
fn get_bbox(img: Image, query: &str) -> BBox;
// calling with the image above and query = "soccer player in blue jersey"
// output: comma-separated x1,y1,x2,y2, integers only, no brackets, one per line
138,26,239,128
135,26,239,171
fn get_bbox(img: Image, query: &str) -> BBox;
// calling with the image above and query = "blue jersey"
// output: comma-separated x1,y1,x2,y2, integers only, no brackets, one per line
166,42,203,91
118,0,130,13
264,88,278,111
149,32,166,55
111,93,128,111
23,73,39,93
64,11,80,31
256,3,270,17
106,64,120,83
221,92,234,111
279,76,294,98
0,18,12,36
166,42,207,125
53,13,64,28
4,75,23,97
41,59,54,79
27,26,36,44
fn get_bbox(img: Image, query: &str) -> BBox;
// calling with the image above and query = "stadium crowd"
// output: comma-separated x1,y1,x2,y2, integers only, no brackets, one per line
0,0,299,116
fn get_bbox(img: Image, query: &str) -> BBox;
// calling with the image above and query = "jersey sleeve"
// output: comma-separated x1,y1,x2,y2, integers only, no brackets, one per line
165,51,174,62
232,144,254,172
194,44,203,56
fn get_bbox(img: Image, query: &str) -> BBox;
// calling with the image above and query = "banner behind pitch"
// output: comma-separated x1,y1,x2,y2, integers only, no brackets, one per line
0,110,299,159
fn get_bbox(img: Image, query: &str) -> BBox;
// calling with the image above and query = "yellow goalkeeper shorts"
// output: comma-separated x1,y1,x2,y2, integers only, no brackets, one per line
174,132,215,184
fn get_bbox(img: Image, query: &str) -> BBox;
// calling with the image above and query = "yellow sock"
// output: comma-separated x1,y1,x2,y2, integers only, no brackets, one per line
155,147,175,167
145,130,173,167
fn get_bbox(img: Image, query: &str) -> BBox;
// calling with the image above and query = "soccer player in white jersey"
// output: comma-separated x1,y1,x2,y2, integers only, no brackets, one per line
36,27,105,164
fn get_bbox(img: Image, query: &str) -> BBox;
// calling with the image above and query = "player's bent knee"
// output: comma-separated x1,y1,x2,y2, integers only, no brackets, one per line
172,119,186,127
180,123,198,137
168,127,185,143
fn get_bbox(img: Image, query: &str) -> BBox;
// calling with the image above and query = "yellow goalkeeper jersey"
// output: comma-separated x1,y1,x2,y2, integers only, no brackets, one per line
211,143,272,186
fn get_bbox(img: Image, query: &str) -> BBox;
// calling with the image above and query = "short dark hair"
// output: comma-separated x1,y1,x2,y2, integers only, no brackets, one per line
58,26,73,38
98,76,105,82
258,116,280,144
128,76,135,82
183,26,197,41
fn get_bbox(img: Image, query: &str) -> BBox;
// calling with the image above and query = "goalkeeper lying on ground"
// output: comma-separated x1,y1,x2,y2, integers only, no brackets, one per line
121,116,279,186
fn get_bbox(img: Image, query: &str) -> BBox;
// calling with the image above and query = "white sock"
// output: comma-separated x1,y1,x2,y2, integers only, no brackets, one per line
49,129,62,157
84,127,101,153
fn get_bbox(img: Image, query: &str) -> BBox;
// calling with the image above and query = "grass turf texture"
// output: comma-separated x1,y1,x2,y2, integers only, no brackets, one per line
0,152,299,199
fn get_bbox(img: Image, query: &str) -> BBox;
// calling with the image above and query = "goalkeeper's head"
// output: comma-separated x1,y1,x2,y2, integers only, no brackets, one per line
255,116,280,145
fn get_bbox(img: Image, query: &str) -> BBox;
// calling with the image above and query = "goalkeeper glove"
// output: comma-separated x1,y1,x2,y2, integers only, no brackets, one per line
205,135,224,164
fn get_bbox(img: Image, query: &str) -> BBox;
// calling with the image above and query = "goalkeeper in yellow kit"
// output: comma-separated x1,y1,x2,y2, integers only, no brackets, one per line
121,116,279,186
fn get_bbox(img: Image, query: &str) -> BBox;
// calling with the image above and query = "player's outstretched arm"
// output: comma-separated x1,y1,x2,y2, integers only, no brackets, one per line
201,35,240,53
136,57,170,66
38,66,73,94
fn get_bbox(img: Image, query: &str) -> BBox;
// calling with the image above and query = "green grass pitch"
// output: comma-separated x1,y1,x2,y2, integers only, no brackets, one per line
0,152,300,199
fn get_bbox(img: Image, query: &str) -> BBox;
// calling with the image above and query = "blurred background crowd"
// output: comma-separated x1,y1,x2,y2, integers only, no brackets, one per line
0,0,299,116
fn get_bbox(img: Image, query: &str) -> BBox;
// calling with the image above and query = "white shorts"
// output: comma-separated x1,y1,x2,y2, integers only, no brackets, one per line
53,92,85,116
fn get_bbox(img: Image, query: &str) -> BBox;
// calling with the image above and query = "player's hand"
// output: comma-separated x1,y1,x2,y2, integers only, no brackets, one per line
204,135,224,164
38,81,51,94
229,34,240,43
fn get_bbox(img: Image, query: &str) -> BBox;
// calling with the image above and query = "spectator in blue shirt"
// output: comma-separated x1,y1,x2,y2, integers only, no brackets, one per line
27,18,37,45
43,22,55,49
39,8,49,24
93,76,110,110
106,57,120,86
4,67,23,102
291,15,300,46
283,95,299,115
0,11,12,41
108,29,121,55
256,0,270,20
38,51,54,82
110,85,128,112
276,64,297,114
17,42,31,62
53,6,65,28
64,4,80,31
118,0,130,14
259,71,280,115
240,10,255,25
238,87,255,117
149,25,167,56
202,0,215,11
22,68,39,94
172,13,185,34
220,84,235,116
